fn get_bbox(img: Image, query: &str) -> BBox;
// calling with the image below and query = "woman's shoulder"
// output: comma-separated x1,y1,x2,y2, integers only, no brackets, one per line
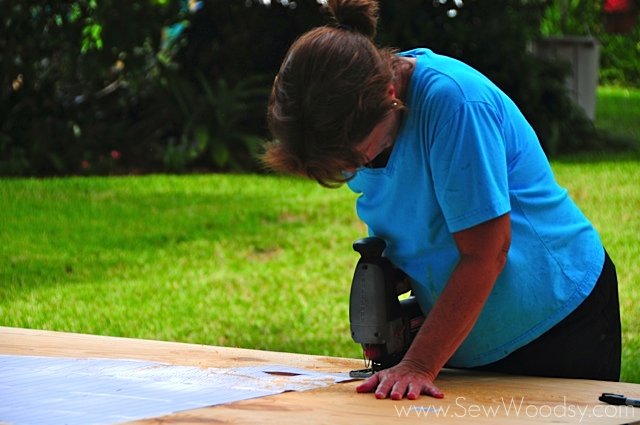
405,51,468,118
408,48,505,112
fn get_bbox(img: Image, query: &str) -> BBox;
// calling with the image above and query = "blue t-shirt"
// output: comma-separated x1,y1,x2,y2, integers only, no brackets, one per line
347,48,604,367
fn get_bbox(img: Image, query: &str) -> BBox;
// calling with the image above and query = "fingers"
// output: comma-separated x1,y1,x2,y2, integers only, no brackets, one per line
406,382,422,400
355,371,445,400
355,373,379,393
366,372,396,399
390,381,409,400
423,382,445,399
355,372,394,399
375,377,396,399
404,381,444,400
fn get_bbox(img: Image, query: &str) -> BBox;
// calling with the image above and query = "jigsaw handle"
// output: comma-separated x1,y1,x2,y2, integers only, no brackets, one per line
353,237,386,258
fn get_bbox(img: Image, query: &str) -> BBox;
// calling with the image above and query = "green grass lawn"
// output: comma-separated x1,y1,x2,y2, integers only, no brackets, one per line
1,86,638,383
0,176,364,358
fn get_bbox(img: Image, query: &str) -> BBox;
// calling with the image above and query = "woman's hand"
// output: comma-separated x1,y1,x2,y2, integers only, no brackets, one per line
355,360,444,400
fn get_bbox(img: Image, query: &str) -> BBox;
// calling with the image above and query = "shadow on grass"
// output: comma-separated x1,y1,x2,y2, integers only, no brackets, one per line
554,150,640,164
552,131,640,164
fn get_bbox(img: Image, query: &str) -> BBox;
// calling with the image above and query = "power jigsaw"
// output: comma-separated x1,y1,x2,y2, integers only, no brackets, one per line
348,236,425,378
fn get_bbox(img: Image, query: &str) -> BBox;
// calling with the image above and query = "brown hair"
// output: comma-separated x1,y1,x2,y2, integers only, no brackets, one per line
262,0,400,187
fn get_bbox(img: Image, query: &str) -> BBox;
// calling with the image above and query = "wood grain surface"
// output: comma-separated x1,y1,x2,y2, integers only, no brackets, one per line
2,326,639,424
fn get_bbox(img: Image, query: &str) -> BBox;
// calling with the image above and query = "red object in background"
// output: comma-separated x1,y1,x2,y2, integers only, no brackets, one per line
603,0,638,33
602,0,634,13
604,0,634,13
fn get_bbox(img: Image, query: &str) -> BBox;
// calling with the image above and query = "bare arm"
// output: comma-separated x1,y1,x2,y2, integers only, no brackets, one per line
357,212,511,400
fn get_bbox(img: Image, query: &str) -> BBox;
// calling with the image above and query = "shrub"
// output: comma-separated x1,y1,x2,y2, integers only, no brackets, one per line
0,0,181,175
1,0,634,176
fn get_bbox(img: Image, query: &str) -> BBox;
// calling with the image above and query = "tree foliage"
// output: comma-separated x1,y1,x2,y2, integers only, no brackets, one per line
0,0,636,176
1,0,181,175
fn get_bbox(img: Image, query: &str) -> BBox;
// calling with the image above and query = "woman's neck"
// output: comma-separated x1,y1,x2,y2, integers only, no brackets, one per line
393,57,416,103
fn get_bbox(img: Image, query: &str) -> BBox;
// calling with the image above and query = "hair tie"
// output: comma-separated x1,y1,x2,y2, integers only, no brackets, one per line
336,23,353,31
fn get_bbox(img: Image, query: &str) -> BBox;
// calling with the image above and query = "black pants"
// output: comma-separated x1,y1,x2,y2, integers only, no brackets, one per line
470,250,622,381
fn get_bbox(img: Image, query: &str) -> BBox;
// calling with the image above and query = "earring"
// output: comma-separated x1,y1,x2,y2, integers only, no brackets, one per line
392,101,399,107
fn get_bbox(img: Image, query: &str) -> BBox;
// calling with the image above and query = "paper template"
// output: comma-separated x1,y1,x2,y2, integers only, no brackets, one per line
0,355,351,425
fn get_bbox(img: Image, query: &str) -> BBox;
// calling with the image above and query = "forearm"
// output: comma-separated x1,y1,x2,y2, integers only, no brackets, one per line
402,248,507,378
401,213,512,377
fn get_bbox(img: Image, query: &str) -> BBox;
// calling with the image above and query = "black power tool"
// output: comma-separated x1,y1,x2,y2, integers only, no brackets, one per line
348,237,425,378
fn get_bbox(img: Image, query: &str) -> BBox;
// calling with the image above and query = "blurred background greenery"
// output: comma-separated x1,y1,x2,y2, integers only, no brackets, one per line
1,0,638,177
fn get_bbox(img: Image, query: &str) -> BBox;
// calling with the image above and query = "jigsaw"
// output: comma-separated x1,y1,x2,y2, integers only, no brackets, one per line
348,236,425,378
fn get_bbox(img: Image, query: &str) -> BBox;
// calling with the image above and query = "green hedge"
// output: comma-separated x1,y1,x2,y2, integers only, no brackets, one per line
600,28,640,87
0,0,636,177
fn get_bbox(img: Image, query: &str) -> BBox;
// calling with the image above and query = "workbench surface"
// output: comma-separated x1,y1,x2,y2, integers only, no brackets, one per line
1,326,639,424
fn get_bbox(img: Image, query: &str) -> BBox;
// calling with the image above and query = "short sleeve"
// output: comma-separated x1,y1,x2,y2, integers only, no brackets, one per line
429,101,511,233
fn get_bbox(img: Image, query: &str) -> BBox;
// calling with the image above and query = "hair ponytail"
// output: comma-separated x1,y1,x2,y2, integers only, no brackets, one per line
327,0,379,39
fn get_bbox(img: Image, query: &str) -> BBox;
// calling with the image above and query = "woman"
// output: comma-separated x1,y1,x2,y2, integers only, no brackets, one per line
262,0,621,400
